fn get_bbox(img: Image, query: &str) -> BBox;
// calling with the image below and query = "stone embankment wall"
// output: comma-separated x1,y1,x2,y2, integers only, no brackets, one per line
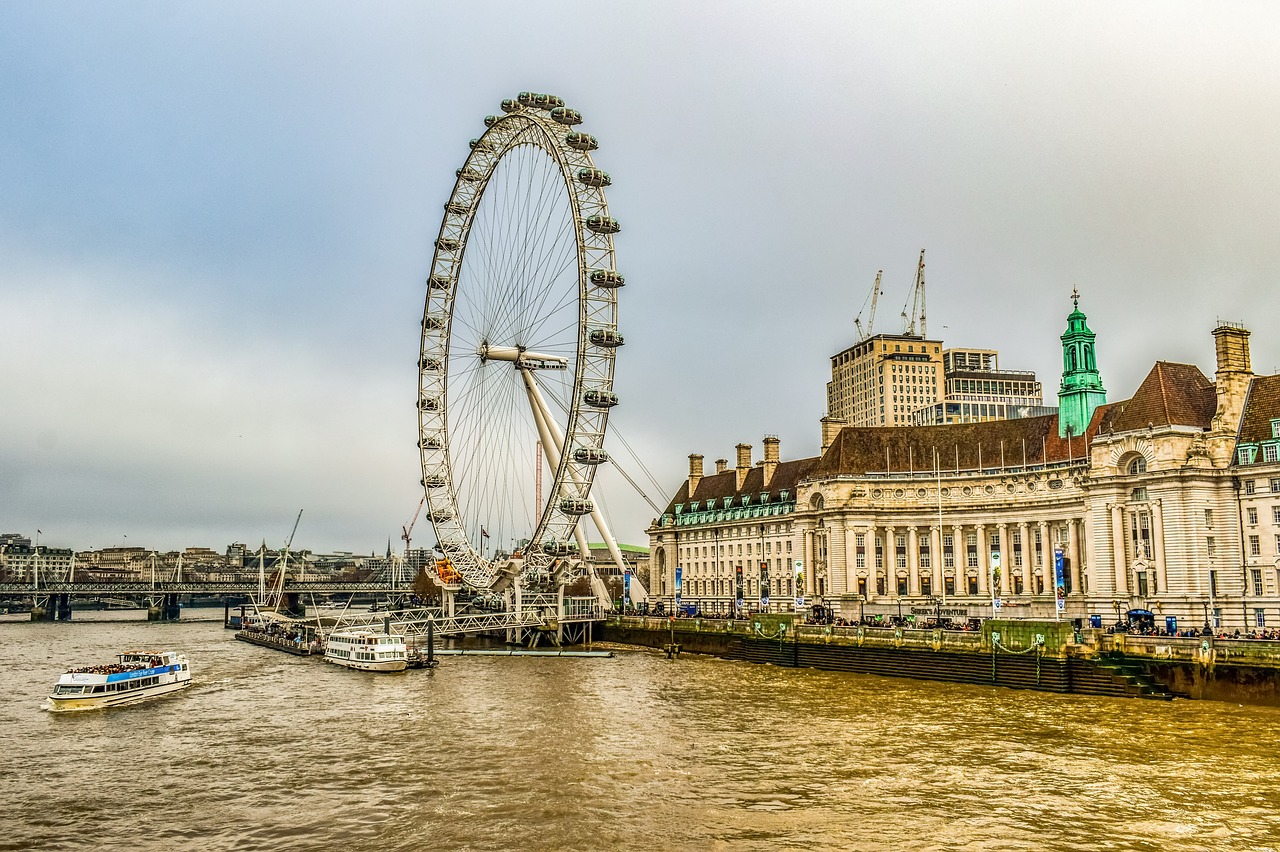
1085,632,1280,706
604,617,1280,706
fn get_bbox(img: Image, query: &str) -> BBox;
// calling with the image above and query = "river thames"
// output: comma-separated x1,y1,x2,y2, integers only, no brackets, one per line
4,611,1280,851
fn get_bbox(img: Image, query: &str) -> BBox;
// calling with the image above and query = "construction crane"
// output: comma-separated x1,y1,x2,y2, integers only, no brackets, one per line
901,249,927,337
401,495,426,552
853,269,883,342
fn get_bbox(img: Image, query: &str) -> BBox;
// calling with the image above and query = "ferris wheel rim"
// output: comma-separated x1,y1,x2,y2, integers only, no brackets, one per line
417,95,621,589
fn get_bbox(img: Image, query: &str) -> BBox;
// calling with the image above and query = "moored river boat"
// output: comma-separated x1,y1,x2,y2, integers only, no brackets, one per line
324,630,408,672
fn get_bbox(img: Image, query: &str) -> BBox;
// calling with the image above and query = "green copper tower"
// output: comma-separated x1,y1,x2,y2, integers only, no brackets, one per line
1058,288,1106,438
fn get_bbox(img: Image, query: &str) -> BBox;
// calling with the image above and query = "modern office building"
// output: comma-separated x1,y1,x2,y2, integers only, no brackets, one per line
913,348,1048,425
826,333,945,427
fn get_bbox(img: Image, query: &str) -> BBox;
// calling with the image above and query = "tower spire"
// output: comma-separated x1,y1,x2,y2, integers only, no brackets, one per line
1058,292,1106,438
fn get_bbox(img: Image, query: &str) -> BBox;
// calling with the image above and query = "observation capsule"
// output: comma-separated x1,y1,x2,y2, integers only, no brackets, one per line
418,435,443,450
418,396,441,412
422,475,447,489
423,316,446,331
559,498,594,516
483,115,500,127
583,389,619,409
589,269,625,289
500,98,521,113
429,274,453,291
565,131,598,151
428,509,454,523
585,215,620,235
573,447,609,465
456,167,483,182
436,237,460,252
550,106,583,126
533,93,565,110
542,539,579,556
577,168,611,188
469,139,492,151
444,202,471,216
589,328,624,348
516,91,537,107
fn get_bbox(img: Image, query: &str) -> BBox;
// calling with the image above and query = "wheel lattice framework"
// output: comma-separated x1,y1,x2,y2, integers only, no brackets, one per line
418,93,621,589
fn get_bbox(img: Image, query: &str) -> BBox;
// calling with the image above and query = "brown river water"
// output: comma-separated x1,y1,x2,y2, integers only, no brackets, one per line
3,610,1280,851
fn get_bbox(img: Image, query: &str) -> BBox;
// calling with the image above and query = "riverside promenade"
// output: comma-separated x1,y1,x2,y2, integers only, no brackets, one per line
604,615,1280,706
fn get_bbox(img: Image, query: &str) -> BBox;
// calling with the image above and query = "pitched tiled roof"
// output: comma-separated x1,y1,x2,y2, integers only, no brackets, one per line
811,412,1100,478
1237,374,1280,446
1097,361,1215,433
662,457,821,514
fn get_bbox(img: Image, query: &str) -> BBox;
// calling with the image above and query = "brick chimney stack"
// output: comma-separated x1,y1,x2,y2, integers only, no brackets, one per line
688,454,704,496
762,435,780,487
735,443,752,489
1211,322,1254,433
714,458,728,474
820,416,846,454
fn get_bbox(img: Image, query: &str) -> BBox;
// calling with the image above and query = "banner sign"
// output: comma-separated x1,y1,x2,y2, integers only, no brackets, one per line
760,561,770,609
674,566,683,609
735,565,743,612
623,570,631,608
1053,548,1066,611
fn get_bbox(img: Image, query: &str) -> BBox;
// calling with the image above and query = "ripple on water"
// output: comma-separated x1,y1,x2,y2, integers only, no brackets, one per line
4,617,1280,851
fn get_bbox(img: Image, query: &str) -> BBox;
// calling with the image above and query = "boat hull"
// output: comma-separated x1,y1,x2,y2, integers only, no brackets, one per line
323,656,407,673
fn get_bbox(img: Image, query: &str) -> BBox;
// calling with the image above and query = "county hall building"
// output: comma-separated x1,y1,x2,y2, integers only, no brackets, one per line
646,297,1280,632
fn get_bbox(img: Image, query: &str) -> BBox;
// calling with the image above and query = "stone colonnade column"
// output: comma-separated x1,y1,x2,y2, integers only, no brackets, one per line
997,523,1011,596
1067,518,1080,595
952,524,964,596
1152,500,1168,594
1110,504,1129,595
1018,521,1031,594
931,525,943,595
907,527,920,595
975,523,988,595
866,524,878,601
1037,520,1050,595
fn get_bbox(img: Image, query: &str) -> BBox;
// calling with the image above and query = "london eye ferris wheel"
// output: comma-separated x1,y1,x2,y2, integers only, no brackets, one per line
417,91,624,591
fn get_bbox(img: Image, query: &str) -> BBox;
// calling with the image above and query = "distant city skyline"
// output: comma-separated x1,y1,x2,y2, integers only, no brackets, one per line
3,2,1278,553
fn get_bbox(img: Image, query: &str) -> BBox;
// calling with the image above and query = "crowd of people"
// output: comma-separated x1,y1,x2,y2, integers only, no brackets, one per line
69,658,155,675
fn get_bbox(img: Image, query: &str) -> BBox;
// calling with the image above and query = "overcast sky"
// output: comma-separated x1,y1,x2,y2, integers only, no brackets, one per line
2,2,1278,555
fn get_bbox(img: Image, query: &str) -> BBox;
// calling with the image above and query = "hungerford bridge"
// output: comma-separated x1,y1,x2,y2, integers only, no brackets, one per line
0,566,608,646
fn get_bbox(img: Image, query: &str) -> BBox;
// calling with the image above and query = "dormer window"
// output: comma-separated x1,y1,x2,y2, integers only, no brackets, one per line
1238,446,1258,465
759,493,770,504
1272,419,1280,439
674,504,684,515
689,501,700,512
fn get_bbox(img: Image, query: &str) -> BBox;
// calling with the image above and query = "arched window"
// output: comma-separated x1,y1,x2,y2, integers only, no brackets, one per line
1084,344,1095,371
1128,456,1147,475
1068,348,1078,372
809,493,825,511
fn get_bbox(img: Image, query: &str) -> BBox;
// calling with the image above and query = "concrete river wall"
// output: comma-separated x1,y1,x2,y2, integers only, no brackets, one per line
604,616,1280,706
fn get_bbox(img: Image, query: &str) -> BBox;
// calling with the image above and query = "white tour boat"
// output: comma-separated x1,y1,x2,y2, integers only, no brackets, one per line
48,650,192,711
324,629,408,672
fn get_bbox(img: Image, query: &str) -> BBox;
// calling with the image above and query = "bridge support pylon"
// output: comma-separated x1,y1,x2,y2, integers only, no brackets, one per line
29,594,71,621
146,593,182,621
